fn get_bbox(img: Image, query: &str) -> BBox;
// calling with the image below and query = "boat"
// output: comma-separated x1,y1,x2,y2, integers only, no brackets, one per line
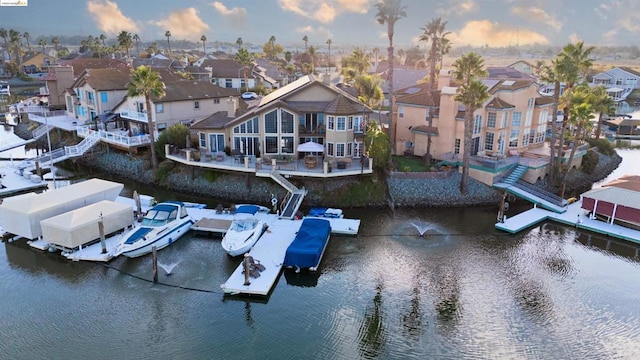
308,207,343,218
284,218,332,271
221,205,268,257
114,201,193,258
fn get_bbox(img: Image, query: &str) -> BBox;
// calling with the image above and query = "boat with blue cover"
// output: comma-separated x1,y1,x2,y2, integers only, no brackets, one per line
114,201,193,258
284,218,331,271
308,207,344,218
221,205,269,257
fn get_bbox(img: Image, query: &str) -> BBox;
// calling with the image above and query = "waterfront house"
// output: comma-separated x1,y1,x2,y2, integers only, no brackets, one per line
591,66,640,102
22,52,54,73
198,59,257,91
507,60,536,77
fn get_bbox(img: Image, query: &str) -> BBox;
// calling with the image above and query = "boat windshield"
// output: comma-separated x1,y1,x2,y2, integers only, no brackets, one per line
231,218,258,232
142,208,178,226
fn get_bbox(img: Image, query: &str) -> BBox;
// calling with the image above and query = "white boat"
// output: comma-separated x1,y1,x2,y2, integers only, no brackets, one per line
114,201,193,258
221,205,269,257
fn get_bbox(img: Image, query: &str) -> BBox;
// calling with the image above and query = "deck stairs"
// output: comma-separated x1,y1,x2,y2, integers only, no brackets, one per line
503,165,528,185
22,134,100,171
270,169,307,219
494,164,568,213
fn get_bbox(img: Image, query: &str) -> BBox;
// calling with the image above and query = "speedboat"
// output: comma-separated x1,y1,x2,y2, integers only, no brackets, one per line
114,201,193,258
308,207,343,218
221,205,268,256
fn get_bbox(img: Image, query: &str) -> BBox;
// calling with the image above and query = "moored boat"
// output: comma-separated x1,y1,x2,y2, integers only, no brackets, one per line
114,201,193,258
221,205,268,257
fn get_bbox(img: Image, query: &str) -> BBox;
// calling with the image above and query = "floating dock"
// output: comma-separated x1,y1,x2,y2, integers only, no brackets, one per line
496,200,640,245
0,164,49,197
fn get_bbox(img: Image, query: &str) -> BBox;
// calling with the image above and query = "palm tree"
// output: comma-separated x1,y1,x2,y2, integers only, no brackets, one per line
117,31,133,57
148,41,159,55
200,35,207,54
375,0,407,155
165,30,172,53
452,52,488,194
0,28,8,50
38,38,47,54
99,34,106,46
93,37,102,58
9,30,23,73
303,35,308,51
127,65,166,170
23,32,31,52
51,36,60,52
284,50,292,64
438,37,452,68
591,86,615,139
419,17,450,163
236,37,243,50
133,34,140,56
234,47,254,92
354,74,384,123
308,46,317,70
269,35,276,48
326,38,332,69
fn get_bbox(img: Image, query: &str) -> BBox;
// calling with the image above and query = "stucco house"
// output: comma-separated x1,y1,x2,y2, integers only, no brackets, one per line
198,59,257,92
190,75,370,165
22,52,54,73
507,60,536,76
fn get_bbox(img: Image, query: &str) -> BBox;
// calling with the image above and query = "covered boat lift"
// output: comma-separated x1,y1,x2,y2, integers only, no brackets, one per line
0,178,124,239
40,200,134,251
581,187,640,230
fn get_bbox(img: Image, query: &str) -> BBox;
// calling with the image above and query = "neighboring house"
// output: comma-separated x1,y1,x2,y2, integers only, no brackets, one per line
254,58,289,88
192,75,370,164
63,68,131,124
591,66,640,101
115,77,240,135
487,67,536,80
394,69,554,182
507,60,536,76
199,59,257,92
43,58,129,107
378,67,428,107
22,52,54,73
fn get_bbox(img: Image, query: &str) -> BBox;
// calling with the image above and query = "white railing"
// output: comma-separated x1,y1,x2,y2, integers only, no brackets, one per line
31,124,54,139
120,109,152,122
77,126,151,147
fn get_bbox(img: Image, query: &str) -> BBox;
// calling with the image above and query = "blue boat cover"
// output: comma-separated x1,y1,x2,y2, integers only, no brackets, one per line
284,218,331,269
308,207,327,217
124,227,153,244
236,205,259,215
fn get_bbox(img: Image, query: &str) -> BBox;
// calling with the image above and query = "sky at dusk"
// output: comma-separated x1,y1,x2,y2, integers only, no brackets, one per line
1,0,638,48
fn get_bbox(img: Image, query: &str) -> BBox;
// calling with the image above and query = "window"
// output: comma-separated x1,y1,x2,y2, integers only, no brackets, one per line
529,128,536,145
487,112,496,128
485,132,494,151
337,116,346,131
265,136,278,154
327,142,334,156
473,115,482,135
100,92,108,103
199,133,206,148
225,78,232,88
509,129,520,148
354,141,363,158
265,110,277,133
233,136,259,155
347,142,353,156
214,98,220,104
194,101,200,110
525,98,534,126
522,130,529,146
354,116,364,133
454,138,461,154
336,143,345,157
156,103,164,113
281,136,294,153
511,112,522,127
348,116,353,130
501,112,508,128
327,116,335,130
539,109,548,125
281,110,294,133
209,134,225,152
234,117,259,134
398,105,404,118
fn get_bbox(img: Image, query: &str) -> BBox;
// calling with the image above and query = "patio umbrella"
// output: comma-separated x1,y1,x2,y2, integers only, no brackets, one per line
296,141,324,152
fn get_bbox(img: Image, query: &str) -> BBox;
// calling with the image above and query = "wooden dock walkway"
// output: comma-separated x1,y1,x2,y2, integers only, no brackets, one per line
496,200,640,245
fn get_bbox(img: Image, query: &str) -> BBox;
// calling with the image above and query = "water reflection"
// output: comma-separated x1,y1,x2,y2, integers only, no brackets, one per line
358,279,386,359
3,241,94,282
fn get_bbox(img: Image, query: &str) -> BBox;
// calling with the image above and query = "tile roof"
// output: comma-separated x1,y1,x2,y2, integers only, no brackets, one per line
190,111,235,130
59,58,130,77
535,96,555,106
396,89,440,107
488,79,534,94
619,66,640,78
200,59,253,78
411,125,439,135
80,68,131,91
325,94,365,115
487,67,535,80
153,79,240,102
485,97,515,110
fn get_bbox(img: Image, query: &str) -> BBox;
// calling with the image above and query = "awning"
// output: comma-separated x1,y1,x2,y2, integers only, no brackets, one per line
606,87,625,93
296,141,324,152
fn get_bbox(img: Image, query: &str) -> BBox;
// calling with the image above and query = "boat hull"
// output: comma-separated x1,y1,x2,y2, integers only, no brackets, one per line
120,219,193,258
221,222,266,257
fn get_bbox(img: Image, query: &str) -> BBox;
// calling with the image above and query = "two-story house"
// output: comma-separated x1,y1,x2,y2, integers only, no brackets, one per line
199,59,257,92
115,75,240,136
64,68,131,124
192,75,370,164
591,66,640,102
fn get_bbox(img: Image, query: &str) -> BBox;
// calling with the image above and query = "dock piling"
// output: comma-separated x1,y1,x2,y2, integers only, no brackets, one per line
98,212,106,254
243,254,251,285
152,246,158,283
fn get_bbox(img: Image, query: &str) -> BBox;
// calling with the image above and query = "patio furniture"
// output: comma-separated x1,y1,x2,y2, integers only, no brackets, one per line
304,155,317,169
216,152,225,162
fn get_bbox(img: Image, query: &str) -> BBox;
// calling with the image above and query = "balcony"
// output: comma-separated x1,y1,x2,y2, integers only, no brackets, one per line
120,109,152,122
77,125,150,147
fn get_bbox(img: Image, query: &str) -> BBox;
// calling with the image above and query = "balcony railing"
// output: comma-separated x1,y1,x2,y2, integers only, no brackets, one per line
77,126,150,147
120,109,152,122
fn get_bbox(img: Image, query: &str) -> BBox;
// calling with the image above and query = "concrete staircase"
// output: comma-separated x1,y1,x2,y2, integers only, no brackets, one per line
503,165,528,185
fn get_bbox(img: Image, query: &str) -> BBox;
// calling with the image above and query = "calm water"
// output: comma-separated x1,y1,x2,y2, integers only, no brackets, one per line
1,129,640,359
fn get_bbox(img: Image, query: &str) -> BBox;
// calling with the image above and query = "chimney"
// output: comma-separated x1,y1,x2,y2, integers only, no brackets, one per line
322,72,331,85
438,69,452,90
226,96,237,116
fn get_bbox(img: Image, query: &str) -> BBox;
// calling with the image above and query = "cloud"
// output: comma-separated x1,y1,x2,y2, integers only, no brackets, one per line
86,0,139,35
295,26,334,43
568,33,581,43
512,6,562,32
449,20,549,47
153,8,209,38
211,1,248,23
437,0,477,17
593,0,640,43
278,0,370,23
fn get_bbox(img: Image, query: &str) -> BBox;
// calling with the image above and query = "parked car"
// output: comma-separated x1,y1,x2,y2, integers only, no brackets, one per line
242,92,258,100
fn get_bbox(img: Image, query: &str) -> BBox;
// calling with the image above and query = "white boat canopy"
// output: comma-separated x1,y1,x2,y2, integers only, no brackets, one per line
296,141,324,152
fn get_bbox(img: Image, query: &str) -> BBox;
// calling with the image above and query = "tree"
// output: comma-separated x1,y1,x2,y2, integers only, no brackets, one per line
23,32,31,52
562,84,595,184
133,34,140,56
200,35,207,54
117,31,133,57
165,30,172,53
452,52,488,194
0,28,7,50
326,38,332,68
38,38,47,54
262,36,283,59
364,122,391,169
127,65,166,170
303,35,308,51
375,0,407,155
341,48,370,80
308,46,317,70
419,17,450,164
9,30,23,74
99,34,106,46
591,85,615,140
234,47,254,92
438,37,452,68
354,74,384,123
284,50,292,64
51,36,59,51
236,37,243,50
148,41,159,56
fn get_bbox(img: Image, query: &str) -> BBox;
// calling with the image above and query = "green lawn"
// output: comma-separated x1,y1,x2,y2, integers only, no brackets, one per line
392,155,431,172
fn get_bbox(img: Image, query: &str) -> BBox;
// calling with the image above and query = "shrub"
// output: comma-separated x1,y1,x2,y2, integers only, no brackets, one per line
203,170,218,182
224,146,231,156
403,166,411,172
154,160,173,182
581,149,599,174
587,138,615,156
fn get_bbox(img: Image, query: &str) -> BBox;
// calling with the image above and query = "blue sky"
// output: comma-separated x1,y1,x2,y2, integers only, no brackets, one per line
1,0,639,48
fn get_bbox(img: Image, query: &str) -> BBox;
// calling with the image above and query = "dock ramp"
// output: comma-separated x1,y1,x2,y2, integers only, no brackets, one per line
269,170,307,219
